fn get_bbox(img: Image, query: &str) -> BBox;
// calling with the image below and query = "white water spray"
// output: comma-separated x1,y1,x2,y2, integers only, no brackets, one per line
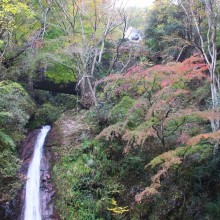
24,125,51,220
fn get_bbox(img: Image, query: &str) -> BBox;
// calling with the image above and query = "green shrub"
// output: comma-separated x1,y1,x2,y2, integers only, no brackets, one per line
0,80,35,133
34,90,77,110
50,94,77,110
30,103,62,128
0,149,21,202
206,195,220,219
110,96,135,123
52,139,128,219
0,81,34,202
0,130,21,202
88,102,113,129
127,107,146,129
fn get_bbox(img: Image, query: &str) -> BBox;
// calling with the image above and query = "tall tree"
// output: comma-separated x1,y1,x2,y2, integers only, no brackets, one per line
32,0,128,106
145,0,190,62
178,0,220,151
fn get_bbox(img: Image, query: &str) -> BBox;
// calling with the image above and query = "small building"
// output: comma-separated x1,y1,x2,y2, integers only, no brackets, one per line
125,26,142,43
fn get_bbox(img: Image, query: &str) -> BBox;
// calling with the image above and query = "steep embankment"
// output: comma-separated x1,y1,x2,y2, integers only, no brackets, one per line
50,55,220,220
47,110,95,219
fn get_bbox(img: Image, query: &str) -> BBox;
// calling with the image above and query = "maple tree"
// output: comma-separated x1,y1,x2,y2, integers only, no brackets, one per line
96,55,210,150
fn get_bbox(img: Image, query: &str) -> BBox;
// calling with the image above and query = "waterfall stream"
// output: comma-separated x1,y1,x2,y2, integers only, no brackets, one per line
24,125,51,220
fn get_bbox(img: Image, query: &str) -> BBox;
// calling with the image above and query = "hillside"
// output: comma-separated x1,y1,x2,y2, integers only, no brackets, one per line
49,55,220,219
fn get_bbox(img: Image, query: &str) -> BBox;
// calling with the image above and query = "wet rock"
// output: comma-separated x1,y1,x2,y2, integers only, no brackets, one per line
40,146,58,220
0,200,17,220
17,129,40,220
17,128,58,220
20,129,40,174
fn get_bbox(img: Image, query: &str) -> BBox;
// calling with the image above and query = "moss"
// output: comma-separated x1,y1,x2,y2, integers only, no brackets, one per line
177,144,212,162
148,144,212,170
0,80,27,95
52,139,114,219
28,103,62,128
52,150,92,219
45,63,76,83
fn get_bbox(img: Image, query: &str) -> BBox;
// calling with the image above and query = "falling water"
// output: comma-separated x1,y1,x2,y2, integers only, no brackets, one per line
24,125,51,220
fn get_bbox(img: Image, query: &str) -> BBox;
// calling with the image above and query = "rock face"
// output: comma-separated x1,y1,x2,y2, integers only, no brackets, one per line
20,129,40,175
40,145,58,220
0,130,40,220
47,110,93,150
0,130,36,220
45,110,94,218
0,200,17,220
33,76,79,95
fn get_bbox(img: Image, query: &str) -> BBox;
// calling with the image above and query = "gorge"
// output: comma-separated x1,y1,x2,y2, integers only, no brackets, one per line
1,0,220,219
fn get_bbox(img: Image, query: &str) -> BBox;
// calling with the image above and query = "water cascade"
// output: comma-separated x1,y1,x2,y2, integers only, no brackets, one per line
24,125,51,220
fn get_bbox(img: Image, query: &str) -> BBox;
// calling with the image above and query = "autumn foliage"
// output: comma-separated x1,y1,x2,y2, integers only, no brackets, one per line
94,54,220,212
98,53,208,92
97,54,210,148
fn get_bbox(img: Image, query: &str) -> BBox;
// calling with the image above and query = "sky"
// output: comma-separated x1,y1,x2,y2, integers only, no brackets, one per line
115,0,154,8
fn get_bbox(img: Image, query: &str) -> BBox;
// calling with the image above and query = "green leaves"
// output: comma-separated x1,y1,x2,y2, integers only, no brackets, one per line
110,96,135,123
0,130,15,151
0,81,35,132
0,148,21,202
145,0,189,60
45,63,76,84
0,0,35,29
0,81,34,202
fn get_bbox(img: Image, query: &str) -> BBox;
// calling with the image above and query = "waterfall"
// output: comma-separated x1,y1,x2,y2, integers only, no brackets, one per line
24,125,51,220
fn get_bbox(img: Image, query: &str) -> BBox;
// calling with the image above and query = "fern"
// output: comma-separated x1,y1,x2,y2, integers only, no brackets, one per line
0,130,16,151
